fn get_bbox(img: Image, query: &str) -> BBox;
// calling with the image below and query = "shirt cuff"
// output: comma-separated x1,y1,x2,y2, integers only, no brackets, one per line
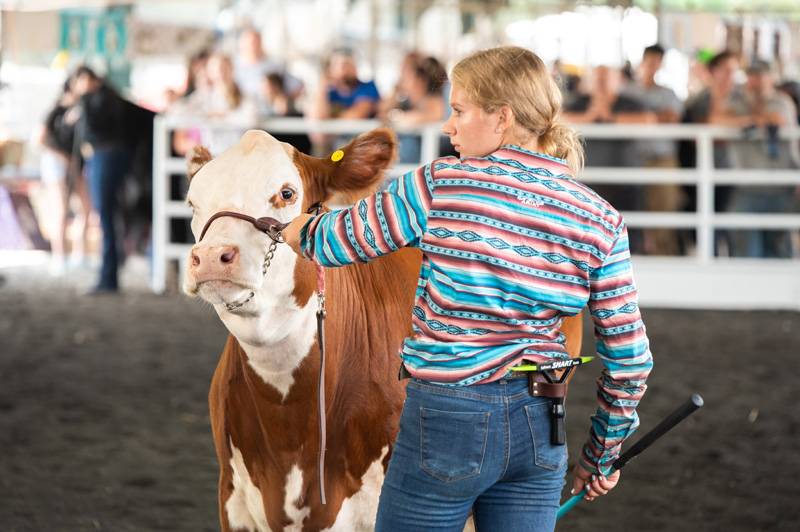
299,214,322,260
579,442,618,477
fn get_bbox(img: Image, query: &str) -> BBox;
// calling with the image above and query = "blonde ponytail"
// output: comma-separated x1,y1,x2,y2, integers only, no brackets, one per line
451,46,584,174
538,121,584,174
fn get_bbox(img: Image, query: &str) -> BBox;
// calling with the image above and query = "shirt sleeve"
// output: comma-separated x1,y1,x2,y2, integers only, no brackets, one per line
582,221,654,475
300,163,435,267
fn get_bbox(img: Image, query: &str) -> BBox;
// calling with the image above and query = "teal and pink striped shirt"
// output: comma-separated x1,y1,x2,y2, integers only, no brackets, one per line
300,145,652,473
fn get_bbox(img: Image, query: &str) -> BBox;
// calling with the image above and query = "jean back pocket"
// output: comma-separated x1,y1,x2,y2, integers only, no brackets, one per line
524,401,568,471
420,407,490,482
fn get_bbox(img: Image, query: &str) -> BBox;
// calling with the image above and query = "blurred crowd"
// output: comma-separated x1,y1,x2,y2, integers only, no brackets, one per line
32,31,800,293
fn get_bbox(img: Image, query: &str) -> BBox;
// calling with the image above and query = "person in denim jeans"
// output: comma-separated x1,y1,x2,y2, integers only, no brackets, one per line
286,47,652,531
73,66,134,293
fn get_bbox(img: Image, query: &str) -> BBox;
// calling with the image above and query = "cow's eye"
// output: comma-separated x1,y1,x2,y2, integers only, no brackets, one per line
280,188,295,201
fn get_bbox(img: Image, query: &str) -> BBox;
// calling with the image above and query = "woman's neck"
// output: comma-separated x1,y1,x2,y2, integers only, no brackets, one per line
500,128,539,153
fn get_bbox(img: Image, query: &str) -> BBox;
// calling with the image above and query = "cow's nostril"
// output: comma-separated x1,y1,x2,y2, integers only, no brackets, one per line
191,253,201,267
220,249,237,264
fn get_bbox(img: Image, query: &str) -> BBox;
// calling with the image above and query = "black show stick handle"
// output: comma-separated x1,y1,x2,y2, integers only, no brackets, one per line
612,393,704,471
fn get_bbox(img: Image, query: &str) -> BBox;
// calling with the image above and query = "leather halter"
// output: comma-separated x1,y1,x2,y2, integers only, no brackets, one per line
199,210,287,244
197,204,329,505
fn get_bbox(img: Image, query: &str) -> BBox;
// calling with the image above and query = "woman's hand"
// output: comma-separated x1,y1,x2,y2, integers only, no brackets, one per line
571,462,620,501
282,213,314,256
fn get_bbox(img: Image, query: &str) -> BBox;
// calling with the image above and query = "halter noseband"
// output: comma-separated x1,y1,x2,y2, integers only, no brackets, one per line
198,210,288,244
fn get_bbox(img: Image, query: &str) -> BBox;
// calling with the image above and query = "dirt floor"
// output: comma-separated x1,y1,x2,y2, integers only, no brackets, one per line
0,259,798,531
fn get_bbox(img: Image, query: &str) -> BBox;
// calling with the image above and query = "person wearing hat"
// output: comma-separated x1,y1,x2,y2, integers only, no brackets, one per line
726,59,799,257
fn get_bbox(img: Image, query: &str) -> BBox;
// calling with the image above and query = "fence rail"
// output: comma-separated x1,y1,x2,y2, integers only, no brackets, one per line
152,116,800,310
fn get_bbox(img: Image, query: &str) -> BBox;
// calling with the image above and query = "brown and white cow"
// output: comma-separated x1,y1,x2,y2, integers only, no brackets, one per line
183,128,583,531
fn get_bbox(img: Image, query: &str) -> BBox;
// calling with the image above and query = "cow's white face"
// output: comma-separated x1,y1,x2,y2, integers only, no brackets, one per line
184,131,303,315
182,128,396,396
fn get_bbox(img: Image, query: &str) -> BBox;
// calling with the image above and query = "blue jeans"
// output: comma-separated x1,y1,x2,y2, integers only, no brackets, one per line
729,188,795,258
87,147,132,290
376,377,567,532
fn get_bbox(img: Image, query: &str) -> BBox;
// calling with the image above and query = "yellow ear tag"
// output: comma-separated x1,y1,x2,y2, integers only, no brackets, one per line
331,150,345,162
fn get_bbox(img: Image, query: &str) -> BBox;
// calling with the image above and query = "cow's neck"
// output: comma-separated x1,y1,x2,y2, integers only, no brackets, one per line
216,248,318,401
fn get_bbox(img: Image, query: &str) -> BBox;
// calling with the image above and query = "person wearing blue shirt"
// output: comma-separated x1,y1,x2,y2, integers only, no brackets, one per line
311,48,381,120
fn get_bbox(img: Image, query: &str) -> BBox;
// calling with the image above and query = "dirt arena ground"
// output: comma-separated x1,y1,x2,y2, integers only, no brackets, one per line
1,260,798,531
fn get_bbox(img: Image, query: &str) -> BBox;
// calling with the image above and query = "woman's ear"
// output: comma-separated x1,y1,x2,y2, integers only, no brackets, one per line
495,105,514,134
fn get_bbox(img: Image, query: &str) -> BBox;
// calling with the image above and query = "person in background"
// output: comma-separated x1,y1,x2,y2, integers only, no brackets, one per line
311,47,381,120
726,60,799,257
259,72,296,118
38,77,92,275
169,49,212,157
563,65,656,252
259,72,312,154
234,27,303,104
184,49,212,99
71,66,134,294
385,55,448,163
199,52,256,122
170,52,258,153
309,47,381,151
679,50,744,256
379,51,423,118
625,44,685,255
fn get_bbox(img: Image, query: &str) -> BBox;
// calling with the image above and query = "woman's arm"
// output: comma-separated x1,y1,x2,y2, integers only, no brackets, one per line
285,164,435,266
581,222,654,476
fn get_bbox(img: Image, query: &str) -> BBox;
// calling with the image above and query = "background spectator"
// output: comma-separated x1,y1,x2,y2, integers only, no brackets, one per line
234,27,303,103
311,47,381,121
38,77,92,274
625,44,685,255
726,60,799,257
379,51,422,119
71,66,135,293
385,55,448,163
563,65,656,253
259,72,296,118
309,47,382,151
678,50,742,255
169,49,212,157
260,72,312,154
184,49,212,99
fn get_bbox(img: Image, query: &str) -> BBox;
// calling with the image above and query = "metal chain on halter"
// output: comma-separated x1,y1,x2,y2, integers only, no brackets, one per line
224,235,280,312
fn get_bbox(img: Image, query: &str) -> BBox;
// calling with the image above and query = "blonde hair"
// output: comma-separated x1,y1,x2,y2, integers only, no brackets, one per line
451,46,584,173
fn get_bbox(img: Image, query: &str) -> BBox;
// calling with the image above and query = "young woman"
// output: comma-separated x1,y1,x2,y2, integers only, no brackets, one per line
284,46,653,531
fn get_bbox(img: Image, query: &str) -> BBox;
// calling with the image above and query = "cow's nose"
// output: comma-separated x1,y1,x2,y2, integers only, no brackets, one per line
191,245,240,270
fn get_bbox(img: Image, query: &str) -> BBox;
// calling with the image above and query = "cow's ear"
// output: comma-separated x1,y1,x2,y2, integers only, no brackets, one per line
186,145,212,181
327,128,397,196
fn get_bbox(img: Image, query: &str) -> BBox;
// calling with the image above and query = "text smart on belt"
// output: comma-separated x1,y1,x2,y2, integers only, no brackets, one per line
510,355,594,446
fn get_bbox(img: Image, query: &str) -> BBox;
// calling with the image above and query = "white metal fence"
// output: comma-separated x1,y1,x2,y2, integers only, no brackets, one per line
152,116,800,310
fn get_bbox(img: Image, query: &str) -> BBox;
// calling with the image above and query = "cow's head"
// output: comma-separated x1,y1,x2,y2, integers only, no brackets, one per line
183,128,396,349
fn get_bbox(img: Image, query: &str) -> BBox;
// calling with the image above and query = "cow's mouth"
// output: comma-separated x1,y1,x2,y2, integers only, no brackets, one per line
194,279,257,310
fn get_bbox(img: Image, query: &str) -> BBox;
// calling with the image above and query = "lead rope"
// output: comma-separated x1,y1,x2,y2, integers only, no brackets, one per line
307,202,327,506
316,261,327,505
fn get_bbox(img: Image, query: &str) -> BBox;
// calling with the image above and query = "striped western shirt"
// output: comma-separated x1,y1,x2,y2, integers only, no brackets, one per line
300,145,653,473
